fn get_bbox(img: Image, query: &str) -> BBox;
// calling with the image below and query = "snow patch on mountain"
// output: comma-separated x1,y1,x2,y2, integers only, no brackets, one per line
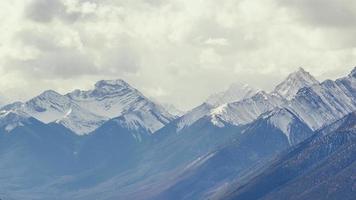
56,106,108,135
210,104,228,127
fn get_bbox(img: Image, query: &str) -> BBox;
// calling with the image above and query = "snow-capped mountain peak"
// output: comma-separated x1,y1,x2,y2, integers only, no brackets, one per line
274,67,319,100
0,79,175,135
206,82,258,106
38,89,62,98
288,67,356,131
24,90,74,123
68,79,140,101
67,79,145,117
95,79,129,87
93,79,135,96
67,79,175,133
0,90,108,135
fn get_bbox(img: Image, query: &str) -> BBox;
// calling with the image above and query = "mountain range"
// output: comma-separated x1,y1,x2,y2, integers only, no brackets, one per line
0,79,175,135
0,67,354,200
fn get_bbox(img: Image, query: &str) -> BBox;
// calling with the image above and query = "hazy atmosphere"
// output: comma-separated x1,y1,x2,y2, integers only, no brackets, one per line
1,0,355,109
0,1,355,200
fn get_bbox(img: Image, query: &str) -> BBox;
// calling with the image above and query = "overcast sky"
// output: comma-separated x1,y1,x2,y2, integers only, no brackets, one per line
0,0,355,110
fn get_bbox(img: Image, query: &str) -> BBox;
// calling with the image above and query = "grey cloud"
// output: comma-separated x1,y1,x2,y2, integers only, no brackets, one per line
24,0,96,24
16,29,61,52
144,0,168,7
79,0,169,8
99,38,142,75
5,50,98,79
185,18,266,56
276,0,356,50
278,0,356,28
24,0,67,23
5,29,141,79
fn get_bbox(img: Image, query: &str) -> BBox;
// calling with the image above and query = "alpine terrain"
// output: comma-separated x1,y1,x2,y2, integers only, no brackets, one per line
0,67,354,200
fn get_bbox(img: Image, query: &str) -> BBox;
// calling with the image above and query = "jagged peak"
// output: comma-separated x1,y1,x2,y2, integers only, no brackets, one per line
41,89,61,96
252,91,270,100
91,79,142,97
274,67,319,100
94,79,131,89
287,67,318,83
68,78,142,100
296,67,307,73
27,90,70,106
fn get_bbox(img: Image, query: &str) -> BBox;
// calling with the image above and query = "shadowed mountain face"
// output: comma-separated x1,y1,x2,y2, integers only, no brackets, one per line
0,114,79,192
149,108,313,200
220,112,356,200
0,112,246,200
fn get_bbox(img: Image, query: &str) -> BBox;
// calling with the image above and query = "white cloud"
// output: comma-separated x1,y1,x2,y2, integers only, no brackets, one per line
0,0,355,110
205,38,229,46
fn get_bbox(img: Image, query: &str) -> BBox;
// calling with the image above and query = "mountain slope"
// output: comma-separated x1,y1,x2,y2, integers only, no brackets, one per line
150,108,313,200
0,112,78,192
289,67,356,130
222,112,356,200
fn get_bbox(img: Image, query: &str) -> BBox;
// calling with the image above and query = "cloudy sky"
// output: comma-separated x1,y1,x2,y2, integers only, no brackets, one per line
0,0,355,110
